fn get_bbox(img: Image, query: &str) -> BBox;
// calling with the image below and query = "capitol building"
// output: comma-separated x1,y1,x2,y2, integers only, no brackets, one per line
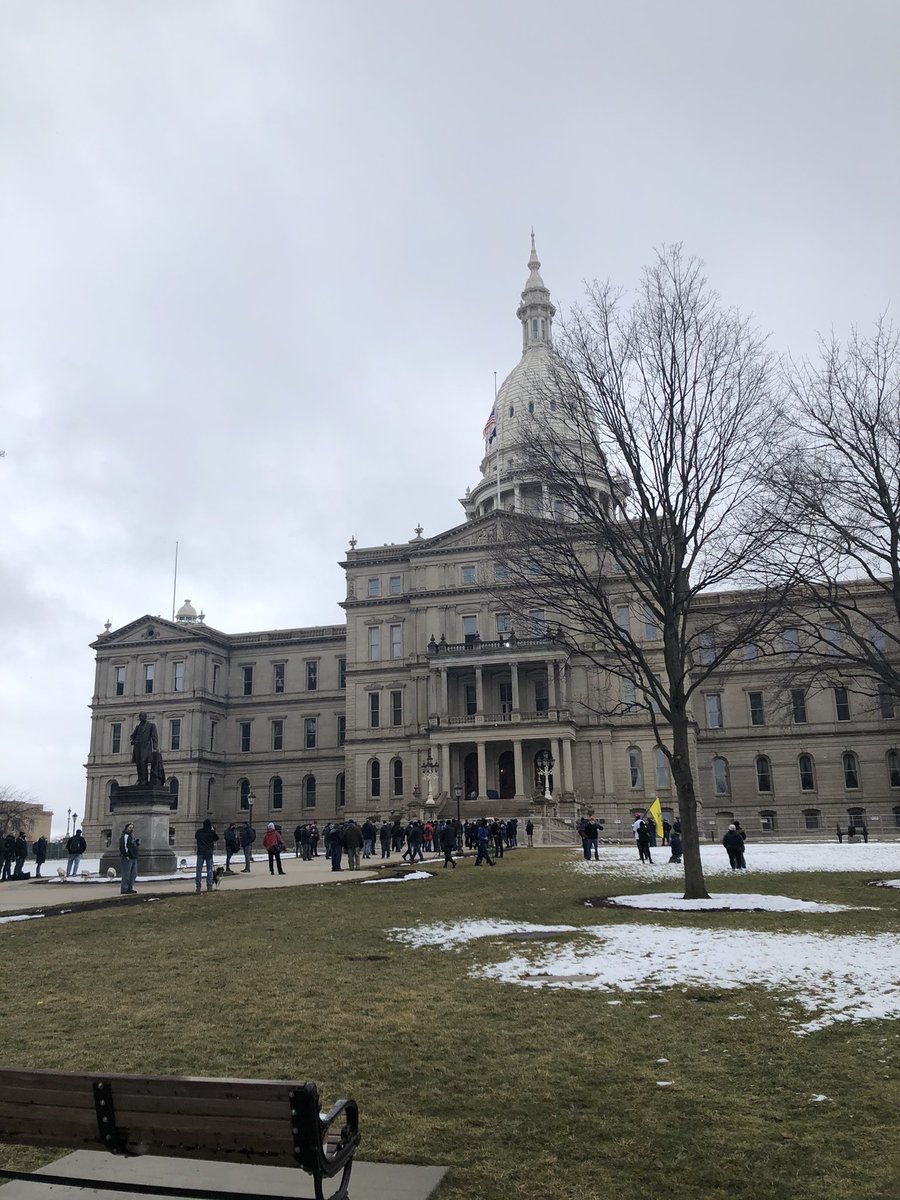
84,243,900,848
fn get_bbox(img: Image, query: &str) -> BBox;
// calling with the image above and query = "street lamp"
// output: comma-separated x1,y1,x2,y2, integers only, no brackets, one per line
453,782,462,826
421,752,438,812
536,749,554,801
67,809,72,838
247,791,256,819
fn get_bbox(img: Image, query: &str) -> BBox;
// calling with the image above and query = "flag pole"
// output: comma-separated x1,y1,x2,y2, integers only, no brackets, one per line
171,541,179,621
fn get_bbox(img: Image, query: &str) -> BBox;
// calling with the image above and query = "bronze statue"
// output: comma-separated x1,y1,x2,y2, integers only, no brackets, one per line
130,711,159,786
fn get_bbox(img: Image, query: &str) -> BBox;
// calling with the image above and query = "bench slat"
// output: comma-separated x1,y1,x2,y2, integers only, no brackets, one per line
0,1129,300,1168
0,1069,299,1102
0,1086,292,1121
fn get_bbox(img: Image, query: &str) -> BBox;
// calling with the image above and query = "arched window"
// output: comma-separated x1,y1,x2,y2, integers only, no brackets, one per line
842,752,860,790
628,747,643,789
239,778,251,809
798,754,816,791
887,749,900,788
712,756,730,795
336,773,345,808
304,775,316,809
802,808,821,830
847,805,866,827
755,756,772,793
893,805,900,829
271,776,283,810
654,747,669,789
392,758,403,797
168,777,179,811
370,760,381,798
759,809,777,832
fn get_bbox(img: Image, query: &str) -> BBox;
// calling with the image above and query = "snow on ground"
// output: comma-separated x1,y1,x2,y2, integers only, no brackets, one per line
604,892,871,912
572,839,900,879
387,918,900,1034
362,872,433,885
0,912,46,924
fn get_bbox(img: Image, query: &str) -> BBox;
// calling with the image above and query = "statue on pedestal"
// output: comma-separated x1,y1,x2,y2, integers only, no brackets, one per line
130,712,159,786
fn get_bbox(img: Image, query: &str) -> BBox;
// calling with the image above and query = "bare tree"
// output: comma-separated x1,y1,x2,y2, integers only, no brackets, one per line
499,247,792,899
769,318,900,709
0,785,39,836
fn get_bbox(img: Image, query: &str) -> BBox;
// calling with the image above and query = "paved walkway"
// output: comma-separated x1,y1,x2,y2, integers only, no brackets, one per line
0,851,423,916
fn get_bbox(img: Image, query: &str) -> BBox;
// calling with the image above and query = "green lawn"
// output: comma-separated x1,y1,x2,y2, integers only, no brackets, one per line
2,849,899,1199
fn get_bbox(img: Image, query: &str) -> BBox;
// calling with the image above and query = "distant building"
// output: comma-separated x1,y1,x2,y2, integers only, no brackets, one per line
84,245,900,847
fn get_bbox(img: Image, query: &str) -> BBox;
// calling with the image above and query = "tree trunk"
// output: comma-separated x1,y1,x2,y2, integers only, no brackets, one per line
670,708,710,900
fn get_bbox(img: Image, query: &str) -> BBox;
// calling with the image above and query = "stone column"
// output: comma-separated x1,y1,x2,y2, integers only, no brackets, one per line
477,742,488,799
562,739,574,796
513,739,525,800
510,661,520,711
547,662,557,711
440,668,449,715
559,662,569,709
440,743,450,795
475,667,484,715
554,738,565,792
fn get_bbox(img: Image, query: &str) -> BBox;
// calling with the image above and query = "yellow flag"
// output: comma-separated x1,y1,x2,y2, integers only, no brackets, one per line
647,796,664,838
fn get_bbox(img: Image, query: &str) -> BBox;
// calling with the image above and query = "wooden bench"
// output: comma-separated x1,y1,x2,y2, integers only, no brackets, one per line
0,1067,360,1200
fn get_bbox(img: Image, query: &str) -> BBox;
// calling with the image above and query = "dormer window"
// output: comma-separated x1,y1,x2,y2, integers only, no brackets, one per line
532,319,539,338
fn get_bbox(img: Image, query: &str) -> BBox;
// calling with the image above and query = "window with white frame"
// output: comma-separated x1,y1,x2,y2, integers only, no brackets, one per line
824,622,842,654
655,747,669,789
623,678,637,710
462,615,478,644
172,661,184,692
143,663,155,694
798,753,816,791
742,643,758,662
783,627,800,659
461,564,476,584
644,605,658,640
114,666,126,696
698,633,715,665
528,610,546,637
878,684,895,719
242,666,253,696
306,660,318,691
759,810,777,833
842,751,860,789
271,777,283,809
834,686,851,721
705,693,723,729
628,747,643,789
755,755,773,792
370,760,381,798
369,693,380,728
367,577,381,597
803,808,820,831
305,776,317,808
389,624,402,660
274,663,285,694
390,690,402,726
368,627,380,661
791,688,808,723
169,719,181,752
870,622,887,653
239,722,251,752
304,717,317,749
615,604,630,634
110,723,122,754
496,612,512,636
389,575,402,595
748,691,765,726
494,562,509,581
271,719,283,751
888,750,900,788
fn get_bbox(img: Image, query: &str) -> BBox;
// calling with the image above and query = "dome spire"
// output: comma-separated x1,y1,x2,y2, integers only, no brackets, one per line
516,231,555,351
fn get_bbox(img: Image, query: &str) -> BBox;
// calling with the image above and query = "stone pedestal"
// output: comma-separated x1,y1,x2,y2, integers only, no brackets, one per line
99,786,177,877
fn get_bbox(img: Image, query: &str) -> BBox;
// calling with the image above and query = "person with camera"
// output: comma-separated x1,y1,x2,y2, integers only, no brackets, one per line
119,823,140,894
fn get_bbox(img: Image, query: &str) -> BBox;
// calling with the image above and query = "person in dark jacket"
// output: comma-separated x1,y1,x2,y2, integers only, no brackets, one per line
668,829,683,864
636,820,653,864
344,820,364,870
293,824,304,858
1,833,14,881
723,825,745,870
239,821,256,872
379,821,392,858
223,823,239,873
32,835,48,878
474,820,495,866
361,819,377,860
582,817,600,861
119,822,140,894
66,829,87,877
12,832,29,878
194,818,219,892
440,820,457,869
330,823,344,871
525,818,535,847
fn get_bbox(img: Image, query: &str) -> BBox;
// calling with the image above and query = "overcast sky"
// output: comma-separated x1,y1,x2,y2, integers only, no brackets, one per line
2,0,898,834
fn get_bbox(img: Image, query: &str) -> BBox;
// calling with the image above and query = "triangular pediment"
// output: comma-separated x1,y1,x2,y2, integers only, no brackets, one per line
92,615,227,651
413,515,505,554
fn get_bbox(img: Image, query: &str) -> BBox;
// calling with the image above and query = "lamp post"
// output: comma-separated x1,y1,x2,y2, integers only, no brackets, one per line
453,783,462,826
66,809,72,838
536,749,554,802
421,752,438,817
247,791,256,821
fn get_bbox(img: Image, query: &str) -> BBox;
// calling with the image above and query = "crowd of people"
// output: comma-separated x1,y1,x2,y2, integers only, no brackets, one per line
1,831,49,881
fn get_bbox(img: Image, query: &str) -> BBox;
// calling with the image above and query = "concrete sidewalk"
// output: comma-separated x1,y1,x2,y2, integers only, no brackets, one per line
0,851,430,917
0,1150,447,1199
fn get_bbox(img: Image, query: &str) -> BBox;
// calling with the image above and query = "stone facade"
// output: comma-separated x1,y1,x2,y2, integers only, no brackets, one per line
83,244,900,848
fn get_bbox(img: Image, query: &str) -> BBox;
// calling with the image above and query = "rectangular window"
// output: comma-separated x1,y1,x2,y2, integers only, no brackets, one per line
367,577,381,597
713,758,730,795
496,612,511,636
748,691,765,726
824,622,841,654
368,627,380,661
804,810,821,831
655,747,669,789
239,722,251,752
615,605,630,634
272,719,283,751
143,663,155,694
878,684,895,719
392,759,403,797
274,663,285,694
212,664,220,693
338,657,346,688
110,723,121,754
210,721,218,751
391,690,402,726
870,622,887,653
791,688,808,723
698,634,715,666
783,627,800,659
534,679,549,713
304,717,317,749
389,624,402,660
461,564,477,584
242,666,253,696
462,615,478,645
389,575,402,595
337,714,346,746
743,643,759,662
172,661,184,692
528,610,546,637
494,562,509,581
114,666,126,696
644,605,658,640
306,660,318,691
169,719,181,752
623,679,636,709
706,693,723,729
760,811,776,833
465,685,477,717
369,693,380,728
834,686,851,721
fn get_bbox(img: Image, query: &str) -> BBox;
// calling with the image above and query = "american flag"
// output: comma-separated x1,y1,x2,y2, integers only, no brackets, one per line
482,407,497,443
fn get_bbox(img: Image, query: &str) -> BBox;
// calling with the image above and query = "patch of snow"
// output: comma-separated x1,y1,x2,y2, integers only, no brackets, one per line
389,919,900,1034
0,913,45,924
363,871,433,885
572,840,900,879
607,892,870,913
656,1081,674,1087
810,1094,830,1102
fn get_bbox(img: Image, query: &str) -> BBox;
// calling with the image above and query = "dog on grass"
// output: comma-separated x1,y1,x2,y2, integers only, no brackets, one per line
212,866,225,889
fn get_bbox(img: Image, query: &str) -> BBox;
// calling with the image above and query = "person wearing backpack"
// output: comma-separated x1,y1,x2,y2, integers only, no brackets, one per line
66,829,87,877
32,835,48,878
223,823,239,873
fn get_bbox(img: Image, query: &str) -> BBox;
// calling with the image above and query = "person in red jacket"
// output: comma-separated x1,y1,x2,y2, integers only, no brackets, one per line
263,823,286,876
